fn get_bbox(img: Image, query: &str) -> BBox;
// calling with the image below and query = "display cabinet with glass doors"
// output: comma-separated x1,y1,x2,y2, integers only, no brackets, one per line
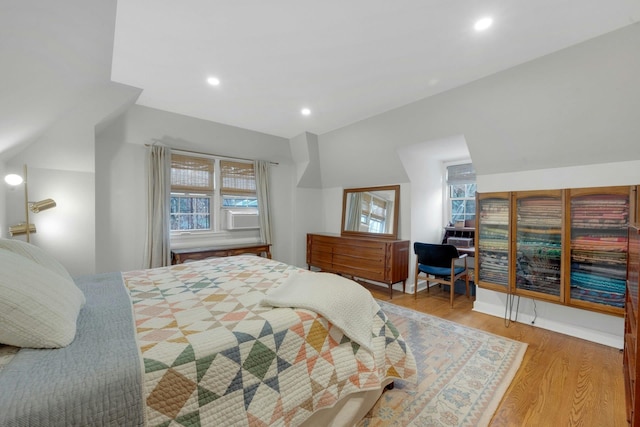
624,223,640,425
476,193,510,291
475,186,636,316
567,187,630,315
514,191,564,303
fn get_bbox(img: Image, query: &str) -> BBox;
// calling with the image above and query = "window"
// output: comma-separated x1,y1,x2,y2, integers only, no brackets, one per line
222,197,258,208
170,196,211,230
360,193,387,233
220,160,257,208
170,154,257,232
170,154,215,231
446,163,476,224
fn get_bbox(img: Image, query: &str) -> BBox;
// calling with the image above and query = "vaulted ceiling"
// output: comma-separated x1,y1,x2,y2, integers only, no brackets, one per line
1,0,639,159
111,0,639,138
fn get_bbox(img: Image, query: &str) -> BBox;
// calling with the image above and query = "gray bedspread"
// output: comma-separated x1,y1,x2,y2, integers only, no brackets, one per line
0,272,144,426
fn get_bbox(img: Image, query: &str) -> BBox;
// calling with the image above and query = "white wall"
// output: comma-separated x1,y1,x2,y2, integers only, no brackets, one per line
291,188,326,268
395,136,470,291
0,0,118,155
0,162,6,237
2,83,140,275
290,132,322,189
4,166,95,275
95,116,146,272
289,132,325,268
312,25,640,347
0,0,140,276
317,24,640,188
94,105,298,271
397,135,470,243
479,161,640,192
269,162,297,266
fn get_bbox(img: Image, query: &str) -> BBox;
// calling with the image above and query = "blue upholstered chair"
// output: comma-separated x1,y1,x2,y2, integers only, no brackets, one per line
413,242,469,307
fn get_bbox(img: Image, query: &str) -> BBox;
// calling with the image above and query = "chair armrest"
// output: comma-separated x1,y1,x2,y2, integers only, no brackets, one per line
453,253,468,269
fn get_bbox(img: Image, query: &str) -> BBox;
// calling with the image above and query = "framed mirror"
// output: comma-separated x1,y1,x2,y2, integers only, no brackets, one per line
341,185,400,240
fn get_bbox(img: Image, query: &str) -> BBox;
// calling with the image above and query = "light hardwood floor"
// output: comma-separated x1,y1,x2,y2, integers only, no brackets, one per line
361,282,627,426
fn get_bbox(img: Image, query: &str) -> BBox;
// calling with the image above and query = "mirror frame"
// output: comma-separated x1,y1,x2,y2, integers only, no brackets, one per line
341,184,400,240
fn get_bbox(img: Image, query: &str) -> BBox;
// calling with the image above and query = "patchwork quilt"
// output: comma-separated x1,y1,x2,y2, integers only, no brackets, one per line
123,255,416,426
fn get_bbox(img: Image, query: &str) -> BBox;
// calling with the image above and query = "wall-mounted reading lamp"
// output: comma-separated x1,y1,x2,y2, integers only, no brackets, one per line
4,165,56,242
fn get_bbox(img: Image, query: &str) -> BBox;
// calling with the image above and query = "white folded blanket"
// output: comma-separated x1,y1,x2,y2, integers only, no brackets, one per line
260,270,380,352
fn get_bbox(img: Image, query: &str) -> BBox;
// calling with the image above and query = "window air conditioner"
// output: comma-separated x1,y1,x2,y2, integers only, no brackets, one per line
225,210,260,230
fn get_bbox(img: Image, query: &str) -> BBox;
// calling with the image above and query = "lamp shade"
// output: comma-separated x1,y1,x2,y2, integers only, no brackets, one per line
9,223,36,236
30,198,56,213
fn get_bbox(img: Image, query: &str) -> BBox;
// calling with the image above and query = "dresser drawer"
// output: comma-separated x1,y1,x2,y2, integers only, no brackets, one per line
306,233,409,287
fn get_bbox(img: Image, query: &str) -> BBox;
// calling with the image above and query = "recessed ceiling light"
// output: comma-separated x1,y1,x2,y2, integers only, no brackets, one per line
301,108,311,116
474,17,493,31
207,76,220,86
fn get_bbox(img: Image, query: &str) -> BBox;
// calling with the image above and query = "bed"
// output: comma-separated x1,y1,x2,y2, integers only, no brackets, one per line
0,242,416,427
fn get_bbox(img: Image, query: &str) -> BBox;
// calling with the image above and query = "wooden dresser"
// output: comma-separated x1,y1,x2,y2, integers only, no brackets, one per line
306,233,409,298
625,223,640,425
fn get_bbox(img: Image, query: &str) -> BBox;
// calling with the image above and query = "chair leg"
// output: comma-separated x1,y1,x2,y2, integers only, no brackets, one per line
413,260,419,299
465,272,470,299
449,280,454,307
415,274,433,298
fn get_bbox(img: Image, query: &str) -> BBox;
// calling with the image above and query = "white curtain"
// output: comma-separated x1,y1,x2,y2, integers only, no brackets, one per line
255,160,272,245
384,200,393,233
346,192,362,231
144,145,171,268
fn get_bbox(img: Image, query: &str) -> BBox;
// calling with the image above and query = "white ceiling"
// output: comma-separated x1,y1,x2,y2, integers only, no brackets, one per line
1,1,638,159
112,1,638,139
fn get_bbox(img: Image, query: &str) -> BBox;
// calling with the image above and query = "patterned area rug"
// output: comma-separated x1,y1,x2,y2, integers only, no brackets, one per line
358,301,527,426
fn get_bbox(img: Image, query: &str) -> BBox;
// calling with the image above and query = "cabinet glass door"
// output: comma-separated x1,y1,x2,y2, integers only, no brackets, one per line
515,192,563,301
477,194,510,289
569,189,629,314
628,225,640,323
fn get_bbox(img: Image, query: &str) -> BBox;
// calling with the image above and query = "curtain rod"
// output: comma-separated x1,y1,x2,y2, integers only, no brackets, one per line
144,143,279,165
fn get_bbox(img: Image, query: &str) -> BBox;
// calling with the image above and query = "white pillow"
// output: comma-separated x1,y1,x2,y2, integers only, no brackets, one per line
0,238,73,281
0,250,85,348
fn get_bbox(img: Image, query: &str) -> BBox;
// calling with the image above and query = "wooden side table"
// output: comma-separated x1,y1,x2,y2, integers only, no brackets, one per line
171,242,272,265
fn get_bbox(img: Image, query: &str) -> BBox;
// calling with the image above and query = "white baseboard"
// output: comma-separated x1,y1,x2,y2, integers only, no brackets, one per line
386,282,623,348
473,289,624,349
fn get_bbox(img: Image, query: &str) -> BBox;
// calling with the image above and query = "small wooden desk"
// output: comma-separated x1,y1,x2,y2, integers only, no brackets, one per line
171,242,272,265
